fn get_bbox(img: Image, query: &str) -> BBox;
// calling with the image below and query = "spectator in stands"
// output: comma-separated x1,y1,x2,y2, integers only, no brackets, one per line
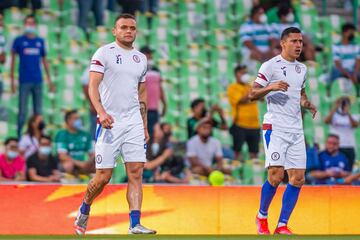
227,65,260,161
186,118,230,176
239,5,277,71
19,115,46,160
81,66,97,139
11,14,54,137
18,0,42,12
0,137,26,182
324,96,358,171
160,122,175,142
117,0,142,15
271,5,315,61
140,46,167,137
326,23,360,97
55,110,94,175
308,134,351,184
77,0,105,33
187,98,227,139
27,135,60,182
0,12,6,101
144,123,173,183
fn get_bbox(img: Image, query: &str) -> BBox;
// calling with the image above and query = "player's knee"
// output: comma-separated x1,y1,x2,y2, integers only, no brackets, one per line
127,166,143,181
290,176,305,187
96,172,112,186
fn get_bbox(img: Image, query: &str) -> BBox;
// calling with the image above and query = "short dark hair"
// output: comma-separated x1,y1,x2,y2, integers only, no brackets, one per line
328,134,340,140
65,109,77,123
281,27,301,40
234,64,247,74
5,137,18,146
24,14,37,24
342,23,355,33
140,46,153,54
277,5,291,18
250,5,263,18
114,13,136,26
191,98,205,109
40,135,52,142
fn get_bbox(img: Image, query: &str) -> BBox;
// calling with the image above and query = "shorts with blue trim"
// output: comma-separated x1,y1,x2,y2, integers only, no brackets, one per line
94,120,146,169
262,124,306,170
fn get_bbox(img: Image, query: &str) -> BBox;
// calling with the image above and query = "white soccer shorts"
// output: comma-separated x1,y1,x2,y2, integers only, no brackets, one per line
94,120,146,169
262,124,306,170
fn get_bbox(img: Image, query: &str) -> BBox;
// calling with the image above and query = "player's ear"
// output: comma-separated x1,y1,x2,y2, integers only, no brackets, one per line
112,27,116,37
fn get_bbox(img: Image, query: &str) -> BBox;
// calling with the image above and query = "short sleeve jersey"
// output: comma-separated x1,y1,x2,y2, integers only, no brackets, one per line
90,42,147,122
255,55,307,133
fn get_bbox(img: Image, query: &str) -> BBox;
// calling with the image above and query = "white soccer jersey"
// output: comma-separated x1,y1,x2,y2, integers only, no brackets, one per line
255,55,307,133
90,42,147,122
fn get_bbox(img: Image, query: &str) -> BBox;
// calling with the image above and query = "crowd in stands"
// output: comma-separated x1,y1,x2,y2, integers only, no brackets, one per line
0,0,359,186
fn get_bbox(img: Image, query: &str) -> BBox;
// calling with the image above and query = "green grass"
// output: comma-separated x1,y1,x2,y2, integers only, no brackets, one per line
0,236,360,240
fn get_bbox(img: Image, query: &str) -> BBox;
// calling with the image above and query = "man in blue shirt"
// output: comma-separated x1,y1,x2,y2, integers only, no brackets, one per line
10,15,54,137
309,134,351,184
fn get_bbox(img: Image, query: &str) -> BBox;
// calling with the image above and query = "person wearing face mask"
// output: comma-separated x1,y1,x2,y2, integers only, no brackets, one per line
140,46,167,138
186,118,230,176
0,138,26,182
271,5,315,62
143,123,173,183
55,109,94,175
239,5,277,72
27,135,60,182
227,65,260,162
11,15,55,137
324,96,358,171
327,23,360,97
18,115,46,160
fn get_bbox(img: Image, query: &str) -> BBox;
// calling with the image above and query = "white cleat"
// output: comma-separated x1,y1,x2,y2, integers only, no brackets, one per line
74,209,89,235
128,224,157,234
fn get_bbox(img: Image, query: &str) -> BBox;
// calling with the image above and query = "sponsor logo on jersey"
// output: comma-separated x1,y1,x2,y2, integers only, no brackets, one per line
133,54,140,63
257,72,267,81
295,64,301,73
281,66,286,76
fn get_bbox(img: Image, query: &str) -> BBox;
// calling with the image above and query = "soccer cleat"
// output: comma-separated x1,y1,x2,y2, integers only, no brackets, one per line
128,224,157,234
255,215,270,235
74,209,89,235
274,225,293,235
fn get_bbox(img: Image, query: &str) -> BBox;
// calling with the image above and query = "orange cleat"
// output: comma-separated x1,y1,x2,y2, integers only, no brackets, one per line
255,215,270,235
274,225,293,235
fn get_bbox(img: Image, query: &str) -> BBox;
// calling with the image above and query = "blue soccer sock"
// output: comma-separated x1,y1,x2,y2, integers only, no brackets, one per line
80,201,91,215
258,180,278,217
130,210,141,228
278,184,301,225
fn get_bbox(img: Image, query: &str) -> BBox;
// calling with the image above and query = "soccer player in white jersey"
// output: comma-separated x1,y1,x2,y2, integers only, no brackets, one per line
74,14,156,235
249,27,317,235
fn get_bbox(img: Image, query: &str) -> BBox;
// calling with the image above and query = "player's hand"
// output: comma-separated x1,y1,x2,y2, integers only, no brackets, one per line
270,81,289,92
144,128,150,143
303,100,317,118
99,112,114,129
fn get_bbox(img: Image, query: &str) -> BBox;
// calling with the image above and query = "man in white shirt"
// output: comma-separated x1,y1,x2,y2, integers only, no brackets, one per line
249,27,317,235
74,14,156,235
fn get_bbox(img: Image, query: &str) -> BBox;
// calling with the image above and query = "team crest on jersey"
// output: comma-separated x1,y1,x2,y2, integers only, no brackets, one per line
271,152,280,161
133,54,140,63
295,64,301,74
96,154,102,164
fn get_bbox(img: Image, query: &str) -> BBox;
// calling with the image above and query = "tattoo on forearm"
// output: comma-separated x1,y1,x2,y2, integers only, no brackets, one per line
140,101,147,120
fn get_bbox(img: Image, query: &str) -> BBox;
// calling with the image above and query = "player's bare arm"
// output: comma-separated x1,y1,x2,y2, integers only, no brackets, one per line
88,71,114,129
138,82,149,142
249,81,289,101
300,88,317,118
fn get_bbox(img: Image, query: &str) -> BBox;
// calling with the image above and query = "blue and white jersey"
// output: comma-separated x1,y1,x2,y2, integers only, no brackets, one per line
239,20,273,53
332,42,360,71
255,55,307,133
